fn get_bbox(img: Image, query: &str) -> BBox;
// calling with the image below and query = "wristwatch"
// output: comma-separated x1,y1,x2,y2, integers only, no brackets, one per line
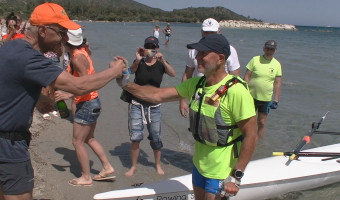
232,169,244,180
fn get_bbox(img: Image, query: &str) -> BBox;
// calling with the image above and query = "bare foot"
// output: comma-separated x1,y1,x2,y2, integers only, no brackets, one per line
125,167,136,177
156,165,164,175
68,177,92,186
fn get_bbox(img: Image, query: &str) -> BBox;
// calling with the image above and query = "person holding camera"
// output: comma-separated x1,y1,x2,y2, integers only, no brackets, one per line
1,12,24,43
124,36,175,176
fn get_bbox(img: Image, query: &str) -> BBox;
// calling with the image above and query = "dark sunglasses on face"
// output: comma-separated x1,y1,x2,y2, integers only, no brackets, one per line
144,44,156,49
45,26,67,37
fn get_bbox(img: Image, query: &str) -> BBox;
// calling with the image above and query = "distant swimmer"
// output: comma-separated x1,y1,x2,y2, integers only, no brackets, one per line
162,23,172,45
153,24,159,39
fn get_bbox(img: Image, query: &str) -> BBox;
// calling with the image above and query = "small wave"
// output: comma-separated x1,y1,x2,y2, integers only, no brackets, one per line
282,81,297,87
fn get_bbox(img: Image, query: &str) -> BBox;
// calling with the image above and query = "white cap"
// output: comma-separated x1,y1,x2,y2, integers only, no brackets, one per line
67,28,83,46
202,18,219,32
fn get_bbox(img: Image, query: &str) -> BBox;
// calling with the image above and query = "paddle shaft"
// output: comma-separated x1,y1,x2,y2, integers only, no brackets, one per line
315,131,340,135
274,151,340,157
287,112,329,164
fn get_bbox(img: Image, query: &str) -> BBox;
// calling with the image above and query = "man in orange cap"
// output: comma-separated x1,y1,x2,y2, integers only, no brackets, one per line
0,3,126,200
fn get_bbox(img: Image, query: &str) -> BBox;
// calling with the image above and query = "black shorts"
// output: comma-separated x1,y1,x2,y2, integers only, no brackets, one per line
0,160,34,195
254,99,270,114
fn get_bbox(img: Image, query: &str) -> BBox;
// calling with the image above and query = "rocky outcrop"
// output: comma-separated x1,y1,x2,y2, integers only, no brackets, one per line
219,20,296,30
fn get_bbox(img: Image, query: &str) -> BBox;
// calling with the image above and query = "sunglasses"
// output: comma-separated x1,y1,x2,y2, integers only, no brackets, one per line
45,26,67,38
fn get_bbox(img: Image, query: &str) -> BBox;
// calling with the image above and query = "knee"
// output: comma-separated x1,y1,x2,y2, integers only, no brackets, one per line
150,140,163,150
72,138,83,148
85,137,95,145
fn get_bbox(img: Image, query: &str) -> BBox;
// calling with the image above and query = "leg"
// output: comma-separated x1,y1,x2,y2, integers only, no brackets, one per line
193,186,206,200
70,122,92,185
0,161,34,200
164,36,169,45
86,122,114,179
153,149,164,175
125,142,140,176
0,187,3,200
147,106,164,175
257,112,267,138
2,191,32,200
125,104,144,176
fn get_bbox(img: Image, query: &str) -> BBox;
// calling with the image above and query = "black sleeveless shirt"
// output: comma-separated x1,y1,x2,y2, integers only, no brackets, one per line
133,59,165,105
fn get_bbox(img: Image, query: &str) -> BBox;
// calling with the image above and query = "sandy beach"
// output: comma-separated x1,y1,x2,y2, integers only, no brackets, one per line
29,84,193,200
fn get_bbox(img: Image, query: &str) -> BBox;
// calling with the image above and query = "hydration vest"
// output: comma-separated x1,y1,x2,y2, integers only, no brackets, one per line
189,76,248,158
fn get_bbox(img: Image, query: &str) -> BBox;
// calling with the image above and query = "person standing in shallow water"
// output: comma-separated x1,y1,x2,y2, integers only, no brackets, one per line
153,25,160,39
244,40,282,138
162,23,172,45
124,36,175,176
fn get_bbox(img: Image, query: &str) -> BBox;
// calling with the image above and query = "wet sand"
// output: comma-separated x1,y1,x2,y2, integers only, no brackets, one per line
29,84,193,200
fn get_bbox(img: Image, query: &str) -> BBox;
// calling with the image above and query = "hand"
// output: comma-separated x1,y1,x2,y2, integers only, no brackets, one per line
116,73,130,88
135,47,144,60
270,101,279,109
110,56,127,76
155,52,165,63
217,177,240,197
222,181,239,197
179,98,189,118
54,90,72,102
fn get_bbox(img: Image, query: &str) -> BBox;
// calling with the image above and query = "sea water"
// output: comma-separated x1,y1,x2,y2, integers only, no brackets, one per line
79,22,340,199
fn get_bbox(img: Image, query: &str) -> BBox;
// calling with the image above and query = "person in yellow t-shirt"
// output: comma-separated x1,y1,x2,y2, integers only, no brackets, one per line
117,34,257,199
244,40,282,138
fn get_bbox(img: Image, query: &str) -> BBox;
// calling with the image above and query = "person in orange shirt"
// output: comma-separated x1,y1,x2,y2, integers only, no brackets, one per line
55,28,115,186
1,12,24,43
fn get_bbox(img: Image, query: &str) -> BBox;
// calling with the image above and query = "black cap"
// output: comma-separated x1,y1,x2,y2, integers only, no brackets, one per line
264,40,277,49
144,36,159,48
187,34,231,59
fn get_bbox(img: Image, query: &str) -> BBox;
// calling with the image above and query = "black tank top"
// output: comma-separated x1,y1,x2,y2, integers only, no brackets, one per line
133,59,165,105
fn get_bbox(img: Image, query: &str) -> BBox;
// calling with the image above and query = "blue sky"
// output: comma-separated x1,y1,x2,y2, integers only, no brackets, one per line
134,0,340,27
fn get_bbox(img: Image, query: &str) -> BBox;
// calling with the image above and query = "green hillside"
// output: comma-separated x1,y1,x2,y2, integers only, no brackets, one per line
0,0,260,23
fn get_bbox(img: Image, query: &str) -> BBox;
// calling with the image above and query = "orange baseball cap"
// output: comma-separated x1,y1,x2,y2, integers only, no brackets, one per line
30,3,80,30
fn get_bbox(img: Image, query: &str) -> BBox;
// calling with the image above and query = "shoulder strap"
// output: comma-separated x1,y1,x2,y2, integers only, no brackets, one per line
221,76,248,97
191,76,206,100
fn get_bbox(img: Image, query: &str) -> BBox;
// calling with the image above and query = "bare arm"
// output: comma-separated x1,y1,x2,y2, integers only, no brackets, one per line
243,69,252,83
130,47,143,74
224,116,257,195
234,116,258,171
229,68,240,76
155,52,175,77
52,57,126,96
273,76,281,102
179,66,194,118
2,26,15,43
123,82,181,104
72,53,89,77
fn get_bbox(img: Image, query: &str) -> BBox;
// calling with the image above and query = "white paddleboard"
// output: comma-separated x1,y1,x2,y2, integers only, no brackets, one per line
94,143,340,200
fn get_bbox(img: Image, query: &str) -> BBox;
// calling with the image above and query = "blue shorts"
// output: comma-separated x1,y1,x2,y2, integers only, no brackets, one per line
254,99,270,114
165,35,170,41
74,97,101,125
128,103,163,150
0,160,34,195
192,165,221,195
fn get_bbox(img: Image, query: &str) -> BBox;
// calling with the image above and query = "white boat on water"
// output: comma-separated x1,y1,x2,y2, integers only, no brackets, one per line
93,143,340,200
